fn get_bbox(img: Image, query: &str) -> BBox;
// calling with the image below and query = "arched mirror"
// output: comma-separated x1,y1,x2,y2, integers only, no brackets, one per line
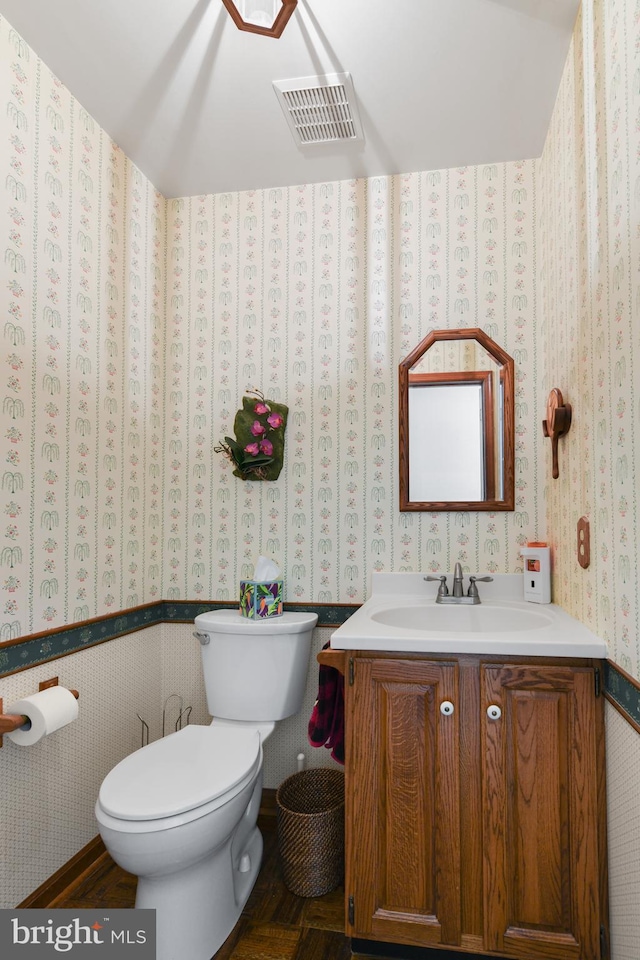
399,328,514,512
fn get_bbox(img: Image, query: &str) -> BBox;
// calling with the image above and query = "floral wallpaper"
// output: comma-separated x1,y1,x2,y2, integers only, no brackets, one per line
0,15,540,640
539,0,640,679
0,8,542,640
0,16,165,644
164,164,540,605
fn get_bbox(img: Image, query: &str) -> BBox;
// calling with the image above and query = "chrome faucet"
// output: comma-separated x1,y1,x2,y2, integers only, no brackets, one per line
424,566,493,604
452,562,464,598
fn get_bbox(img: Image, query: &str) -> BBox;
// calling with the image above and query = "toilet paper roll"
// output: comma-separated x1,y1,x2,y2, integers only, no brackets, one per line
5,686,79,746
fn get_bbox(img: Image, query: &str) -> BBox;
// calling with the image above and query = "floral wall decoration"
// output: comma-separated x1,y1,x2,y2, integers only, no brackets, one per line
215,390,288,481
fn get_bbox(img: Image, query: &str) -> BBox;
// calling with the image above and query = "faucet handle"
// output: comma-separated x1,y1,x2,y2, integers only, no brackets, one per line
424,575,449,597
467,575,493,598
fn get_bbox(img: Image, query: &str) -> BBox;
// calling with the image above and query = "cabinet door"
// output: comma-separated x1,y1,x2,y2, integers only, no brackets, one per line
346,657,460,947
481,664,602,960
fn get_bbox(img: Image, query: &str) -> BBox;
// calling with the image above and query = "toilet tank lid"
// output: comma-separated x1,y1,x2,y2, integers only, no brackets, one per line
98,724,261,821
195,609,318,635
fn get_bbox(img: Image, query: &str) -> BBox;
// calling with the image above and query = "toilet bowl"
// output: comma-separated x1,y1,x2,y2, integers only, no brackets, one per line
95,609,317,960
95,721,269,960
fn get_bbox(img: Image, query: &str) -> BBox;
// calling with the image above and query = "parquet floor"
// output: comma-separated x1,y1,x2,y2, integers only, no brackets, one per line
54,814,362,960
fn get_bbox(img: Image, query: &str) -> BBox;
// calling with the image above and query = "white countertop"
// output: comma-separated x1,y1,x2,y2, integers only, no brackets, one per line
331,573,607,659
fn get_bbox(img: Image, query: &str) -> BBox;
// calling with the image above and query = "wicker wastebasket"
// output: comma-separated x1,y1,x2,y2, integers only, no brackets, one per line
275,767,345,897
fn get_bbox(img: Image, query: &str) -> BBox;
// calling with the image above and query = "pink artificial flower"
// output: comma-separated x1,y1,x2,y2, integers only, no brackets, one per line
254,402,270,415
267,412,283,430
260,438,273,456
244,442,260,456
250,420,266,436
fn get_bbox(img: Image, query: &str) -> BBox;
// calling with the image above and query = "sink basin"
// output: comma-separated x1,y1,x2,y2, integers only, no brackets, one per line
372,603,552,633
330,572,607,657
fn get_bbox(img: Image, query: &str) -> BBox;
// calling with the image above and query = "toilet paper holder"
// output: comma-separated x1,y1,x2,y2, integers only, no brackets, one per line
0,677,79,747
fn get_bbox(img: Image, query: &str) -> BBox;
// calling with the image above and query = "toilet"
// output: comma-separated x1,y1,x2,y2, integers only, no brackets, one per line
95,609,318,960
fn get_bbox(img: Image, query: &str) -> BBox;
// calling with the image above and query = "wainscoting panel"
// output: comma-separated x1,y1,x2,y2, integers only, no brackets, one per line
0,626,162,908
606,701,640,960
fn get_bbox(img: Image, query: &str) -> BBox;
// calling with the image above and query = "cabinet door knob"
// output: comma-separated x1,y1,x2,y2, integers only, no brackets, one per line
440,700,455,716
487,704,502,720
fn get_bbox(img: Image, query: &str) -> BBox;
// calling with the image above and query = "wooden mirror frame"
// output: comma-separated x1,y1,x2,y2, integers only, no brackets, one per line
399,327,515,512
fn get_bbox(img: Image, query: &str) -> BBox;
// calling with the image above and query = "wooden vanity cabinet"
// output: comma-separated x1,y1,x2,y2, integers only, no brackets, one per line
343,652,608,959
345,656,462,948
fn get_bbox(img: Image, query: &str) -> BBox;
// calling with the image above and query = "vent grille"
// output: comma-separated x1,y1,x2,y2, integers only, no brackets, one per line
273,73,363,146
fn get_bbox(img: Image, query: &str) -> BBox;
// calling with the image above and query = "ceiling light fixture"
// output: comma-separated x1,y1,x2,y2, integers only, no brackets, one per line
221,0,297,38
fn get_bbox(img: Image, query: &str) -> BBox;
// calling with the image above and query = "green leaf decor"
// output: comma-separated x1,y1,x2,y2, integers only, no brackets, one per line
215,390,288,481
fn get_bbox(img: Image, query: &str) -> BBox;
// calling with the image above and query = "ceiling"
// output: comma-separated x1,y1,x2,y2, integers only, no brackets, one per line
0,0,579,199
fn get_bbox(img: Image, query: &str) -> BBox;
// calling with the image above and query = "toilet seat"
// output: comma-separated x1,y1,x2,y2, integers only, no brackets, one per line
98,724,261,823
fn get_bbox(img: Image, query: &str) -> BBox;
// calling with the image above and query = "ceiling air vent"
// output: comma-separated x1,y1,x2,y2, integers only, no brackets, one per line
273,73,364,146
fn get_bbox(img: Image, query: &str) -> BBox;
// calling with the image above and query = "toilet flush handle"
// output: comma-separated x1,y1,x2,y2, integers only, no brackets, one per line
193,631,210,646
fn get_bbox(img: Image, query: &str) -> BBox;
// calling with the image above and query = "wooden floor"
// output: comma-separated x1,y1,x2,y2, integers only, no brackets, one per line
54,814,363,960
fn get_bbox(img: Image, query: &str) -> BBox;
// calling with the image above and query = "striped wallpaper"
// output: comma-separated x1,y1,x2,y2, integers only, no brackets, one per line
539,0,640,679
163,165,539,606
0,12,542,656
2,0,640,689
0,16,165,650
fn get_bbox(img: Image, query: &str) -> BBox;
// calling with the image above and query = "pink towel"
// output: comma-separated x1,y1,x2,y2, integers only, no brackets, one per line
308,642,344,764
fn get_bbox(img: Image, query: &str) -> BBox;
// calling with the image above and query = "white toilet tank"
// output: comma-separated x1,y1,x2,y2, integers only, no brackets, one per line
194,610,318,722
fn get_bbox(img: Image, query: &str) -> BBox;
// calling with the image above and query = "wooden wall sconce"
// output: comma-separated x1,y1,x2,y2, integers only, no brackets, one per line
542,388,572,479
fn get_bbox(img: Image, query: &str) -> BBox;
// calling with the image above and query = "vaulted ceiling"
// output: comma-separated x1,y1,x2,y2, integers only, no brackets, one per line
0,0,579,198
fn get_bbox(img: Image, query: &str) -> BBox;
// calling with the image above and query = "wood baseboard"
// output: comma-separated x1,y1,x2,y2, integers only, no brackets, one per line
19,788,278,908
18,836,107,908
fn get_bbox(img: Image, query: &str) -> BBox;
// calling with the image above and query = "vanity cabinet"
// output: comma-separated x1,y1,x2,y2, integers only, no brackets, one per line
346,657,462,947
341,652,608,959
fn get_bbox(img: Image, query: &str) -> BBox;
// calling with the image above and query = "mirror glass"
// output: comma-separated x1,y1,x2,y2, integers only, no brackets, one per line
399,328,514,512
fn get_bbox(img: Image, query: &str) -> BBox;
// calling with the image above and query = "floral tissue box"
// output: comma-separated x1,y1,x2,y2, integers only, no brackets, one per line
239,580,283,618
